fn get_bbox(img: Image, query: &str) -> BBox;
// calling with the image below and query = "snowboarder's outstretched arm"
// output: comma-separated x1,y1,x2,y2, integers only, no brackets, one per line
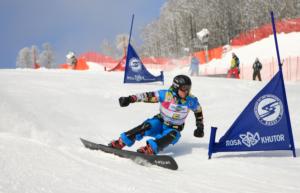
119,91,159,107
188,96,204,138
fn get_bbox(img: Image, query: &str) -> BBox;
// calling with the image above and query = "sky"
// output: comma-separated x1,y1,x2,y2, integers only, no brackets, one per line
0,0,165,68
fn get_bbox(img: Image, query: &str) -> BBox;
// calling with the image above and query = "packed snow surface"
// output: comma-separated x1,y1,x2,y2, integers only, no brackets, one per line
0,68,299,193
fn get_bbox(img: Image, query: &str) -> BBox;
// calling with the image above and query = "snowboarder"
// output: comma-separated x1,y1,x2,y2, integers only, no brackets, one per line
109,75,204,155
252,57,262,81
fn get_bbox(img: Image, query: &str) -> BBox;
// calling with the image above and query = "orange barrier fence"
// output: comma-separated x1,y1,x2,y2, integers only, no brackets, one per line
200,56,300,81
200,66,228,76
232,18,300,46
105,55,126,71
60,58,89,70
240,56,300,81
143,57,190,71
79,52,118,69
79,52,191,71
194,46,223,64
65,51,300,82
79,47,223,71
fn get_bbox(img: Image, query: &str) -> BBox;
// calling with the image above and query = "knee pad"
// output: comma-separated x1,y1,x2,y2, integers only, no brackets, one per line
170,130,181,145
124,122,151,142
153,130,181,152
120,132,135,147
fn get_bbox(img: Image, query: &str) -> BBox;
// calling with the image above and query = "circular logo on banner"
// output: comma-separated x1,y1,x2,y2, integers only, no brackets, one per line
254,94,283,126
129,58,142,72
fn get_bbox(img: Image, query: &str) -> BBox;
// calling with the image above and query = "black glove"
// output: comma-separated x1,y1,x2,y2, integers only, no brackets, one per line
119,96,136,107
194,123,204,138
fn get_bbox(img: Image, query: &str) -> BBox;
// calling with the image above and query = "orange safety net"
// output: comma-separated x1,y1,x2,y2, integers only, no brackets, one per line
34,63,40,69
79,52,118,69
105,55,126,71
74,58,89,70
193,46,223,64
59,58,89,70
231,18,300,46
60,63,73,69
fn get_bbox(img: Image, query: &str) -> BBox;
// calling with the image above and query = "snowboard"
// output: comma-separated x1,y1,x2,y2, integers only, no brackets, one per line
80,138,178,170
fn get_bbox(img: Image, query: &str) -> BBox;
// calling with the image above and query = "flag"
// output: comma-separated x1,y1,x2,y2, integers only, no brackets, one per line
208,11,296,159
124,43,163,84
208,70,296,158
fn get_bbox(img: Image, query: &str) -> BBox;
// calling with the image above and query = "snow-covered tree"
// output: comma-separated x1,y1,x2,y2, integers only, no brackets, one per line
16,47,33,68
100,39,117,58
39,43,55,68
116,34,128,50
140,0,300,58
31,45,39,68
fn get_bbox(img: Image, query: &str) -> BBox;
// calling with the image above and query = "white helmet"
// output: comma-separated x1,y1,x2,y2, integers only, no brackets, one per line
66,51,75,59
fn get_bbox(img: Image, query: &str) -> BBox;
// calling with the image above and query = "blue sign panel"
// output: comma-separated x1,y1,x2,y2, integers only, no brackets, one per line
208,71,296,158
124,43,163,84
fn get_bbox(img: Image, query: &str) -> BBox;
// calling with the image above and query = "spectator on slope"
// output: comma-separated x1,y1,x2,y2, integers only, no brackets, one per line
227,52,240,79
66,51,78,69
189,55,200,76
252,57,263,81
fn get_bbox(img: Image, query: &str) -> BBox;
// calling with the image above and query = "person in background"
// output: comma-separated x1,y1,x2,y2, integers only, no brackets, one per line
66,51,78,69
252,57,262,81
227,52,240,79
189,55,200,76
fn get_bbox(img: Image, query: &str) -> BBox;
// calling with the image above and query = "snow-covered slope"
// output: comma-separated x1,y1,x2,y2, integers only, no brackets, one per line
196,32,300,81
0,69,299,193
205,32,300,69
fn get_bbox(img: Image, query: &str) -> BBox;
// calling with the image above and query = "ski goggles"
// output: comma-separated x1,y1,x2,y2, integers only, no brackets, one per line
179,85,191,92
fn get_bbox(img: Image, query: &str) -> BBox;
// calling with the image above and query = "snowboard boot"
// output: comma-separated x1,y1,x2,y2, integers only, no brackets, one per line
108,138,125,149
137,144,155,155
